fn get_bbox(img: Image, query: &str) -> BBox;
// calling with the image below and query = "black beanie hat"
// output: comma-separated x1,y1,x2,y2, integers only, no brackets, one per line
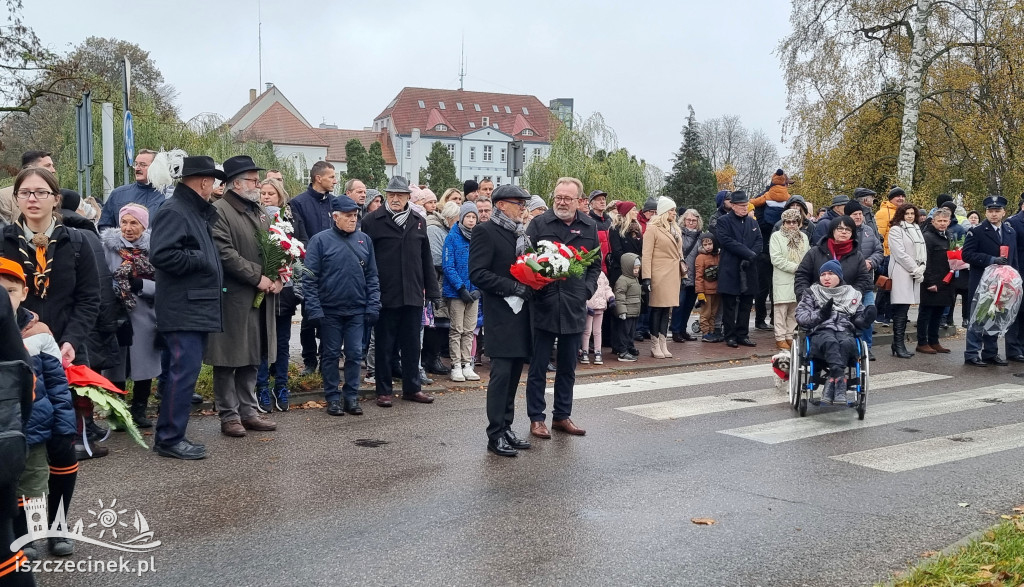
843,201,863,216
463,179,479,194
936,193,953,207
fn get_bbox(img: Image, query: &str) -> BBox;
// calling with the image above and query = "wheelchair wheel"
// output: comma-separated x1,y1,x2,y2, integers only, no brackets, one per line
799,398,807,417
789,343,800,409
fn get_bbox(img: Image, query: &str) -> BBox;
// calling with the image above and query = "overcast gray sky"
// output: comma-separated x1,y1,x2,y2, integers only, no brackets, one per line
27,0,793,171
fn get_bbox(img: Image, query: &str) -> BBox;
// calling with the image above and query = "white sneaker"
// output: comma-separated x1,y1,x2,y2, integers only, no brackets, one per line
593,353,603,365
450,363,466,382
462,364,481,381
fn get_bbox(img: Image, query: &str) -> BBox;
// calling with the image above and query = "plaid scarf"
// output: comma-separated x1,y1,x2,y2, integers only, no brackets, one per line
491,206,527,255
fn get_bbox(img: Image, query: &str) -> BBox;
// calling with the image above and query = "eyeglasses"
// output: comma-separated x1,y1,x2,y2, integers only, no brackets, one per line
15,189,54,200
783,220,799,225
553,196,575,203
504,200,527,209
834,226,853,232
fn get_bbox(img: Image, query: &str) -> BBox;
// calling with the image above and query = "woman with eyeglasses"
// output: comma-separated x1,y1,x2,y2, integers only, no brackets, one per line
886,203,926,358
1,168,100,370
794,215,873,307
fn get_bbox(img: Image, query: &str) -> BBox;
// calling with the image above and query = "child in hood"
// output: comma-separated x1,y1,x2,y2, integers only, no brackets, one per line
581,272,614,365
795,259,875,405
613,253,643,362
695,233,722,342
750,169,791,226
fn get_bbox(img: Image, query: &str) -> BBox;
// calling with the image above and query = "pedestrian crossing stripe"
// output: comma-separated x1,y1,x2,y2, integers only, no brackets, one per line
718,384,1024,444
830,422,1024,472
550,364,768,398
617,370,950,420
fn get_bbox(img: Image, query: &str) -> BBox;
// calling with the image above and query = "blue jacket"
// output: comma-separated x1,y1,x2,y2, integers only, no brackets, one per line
98,182,167,230
19,326,76,446
962,219,1018,297
715,211,762,296
442,225,476,298
1006,211,1024,264
289,185,336,244
304,226,381,318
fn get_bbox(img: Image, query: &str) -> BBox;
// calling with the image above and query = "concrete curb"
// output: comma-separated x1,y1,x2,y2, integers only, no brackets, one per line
878,522,1000,586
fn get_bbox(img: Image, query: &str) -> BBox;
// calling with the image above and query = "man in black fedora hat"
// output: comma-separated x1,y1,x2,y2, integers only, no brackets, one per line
205,155,281,437
716,190,762,348
150,156,227,460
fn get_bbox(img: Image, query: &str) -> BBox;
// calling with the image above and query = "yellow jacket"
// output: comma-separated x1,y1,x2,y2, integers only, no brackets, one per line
875,199,901,256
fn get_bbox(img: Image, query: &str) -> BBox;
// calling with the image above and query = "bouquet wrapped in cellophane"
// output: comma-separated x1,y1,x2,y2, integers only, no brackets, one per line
968,264,1023,336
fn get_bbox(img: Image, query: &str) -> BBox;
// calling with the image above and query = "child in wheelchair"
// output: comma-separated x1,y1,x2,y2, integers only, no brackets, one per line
795,260,876,404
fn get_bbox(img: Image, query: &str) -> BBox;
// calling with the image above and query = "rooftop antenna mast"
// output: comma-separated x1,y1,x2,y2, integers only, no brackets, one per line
459,34,466,90
258,0,263,89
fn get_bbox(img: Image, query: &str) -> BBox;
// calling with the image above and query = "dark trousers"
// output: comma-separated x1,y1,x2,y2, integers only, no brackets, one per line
917,305,944,346
257,310,294,392
616,316,637,352
636,303,651,336
526,329,581,422
300,301,321,369
721,294,753,341
809,330,858,377
650,307,671,337
670,286,698,334
1004,307,1024,358
322,313,366,403
754,253,773,323
486,357,526,441
374,306,422,397
155,331,207,447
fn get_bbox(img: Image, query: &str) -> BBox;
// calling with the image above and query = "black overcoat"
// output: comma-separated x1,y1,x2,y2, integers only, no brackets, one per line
468,220,532,358
361,207,440,309
525,209,601,334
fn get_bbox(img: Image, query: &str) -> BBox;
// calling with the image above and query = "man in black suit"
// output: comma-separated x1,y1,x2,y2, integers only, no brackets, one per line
524,177,600,439
469,185,535,457
962,195,1017,367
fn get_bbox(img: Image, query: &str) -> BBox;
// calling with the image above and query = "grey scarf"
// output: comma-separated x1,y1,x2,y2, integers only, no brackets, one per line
388,203,413,228
809,283,861,315
491,206,527,255
458,222,473,241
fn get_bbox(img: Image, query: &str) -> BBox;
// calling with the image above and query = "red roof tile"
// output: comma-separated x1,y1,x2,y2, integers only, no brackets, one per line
375,87,554,140
315,129,398,165
239,102,327,147
511,113,535,136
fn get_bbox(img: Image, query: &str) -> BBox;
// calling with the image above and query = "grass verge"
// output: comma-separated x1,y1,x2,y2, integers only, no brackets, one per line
886,511,1024,586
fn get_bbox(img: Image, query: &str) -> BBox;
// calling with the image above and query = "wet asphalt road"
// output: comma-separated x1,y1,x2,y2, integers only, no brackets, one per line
29,335,1024,587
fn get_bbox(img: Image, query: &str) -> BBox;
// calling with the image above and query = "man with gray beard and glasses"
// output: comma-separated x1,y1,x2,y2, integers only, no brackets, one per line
205,156,282,438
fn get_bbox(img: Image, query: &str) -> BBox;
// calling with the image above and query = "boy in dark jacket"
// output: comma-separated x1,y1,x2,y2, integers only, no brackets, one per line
795,260,875,405
613,253,642,362
2,258,77,560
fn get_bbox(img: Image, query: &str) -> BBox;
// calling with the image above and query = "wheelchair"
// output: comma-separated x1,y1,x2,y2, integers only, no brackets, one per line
788,328,868,420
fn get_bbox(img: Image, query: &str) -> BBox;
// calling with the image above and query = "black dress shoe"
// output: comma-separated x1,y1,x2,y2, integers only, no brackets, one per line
154,440,206,460
343,399,363,415
984,356,1009,366
965,357,988,367
681,332,697,341
191,393,204,404
487,436,518,457
754,322,773,331
426,358,448,375
737,338,757,347
1008,355,1024,363
672,332,685,343
504,430,531,450
726,339,739,348
326,400,344,416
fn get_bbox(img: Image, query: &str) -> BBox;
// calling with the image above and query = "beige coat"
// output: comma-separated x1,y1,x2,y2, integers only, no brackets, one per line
769,230,809,304
641,222,682,308
204,191,278,367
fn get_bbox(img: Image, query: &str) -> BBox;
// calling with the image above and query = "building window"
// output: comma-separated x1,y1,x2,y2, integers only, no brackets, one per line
405,142,411,158
474,175,479,181
522,129,534,137
500,148,507,163
532,148,541,160
447,143,455,158
468,121,475,128
497,176,502,185
492,123,499,129
469,147,476,162
483,175,492,181
439,101,446,109
492,105,499,113
434,124,448,131
504,106,511,114
483,145,493,162
522,106,529,115
417,100,425,108
456,102,464,110
405,172,411,181
482,116,489,127
474,104,481,111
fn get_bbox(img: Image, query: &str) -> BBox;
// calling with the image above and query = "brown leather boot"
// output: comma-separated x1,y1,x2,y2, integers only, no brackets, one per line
776,340,791,350
931,342,951,353
552,418,586,436
221,420,246,437
530,421,551,439
915,344,937,354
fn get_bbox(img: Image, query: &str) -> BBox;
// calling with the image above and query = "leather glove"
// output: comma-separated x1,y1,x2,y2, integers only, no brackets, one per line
129,277,144,293
428,296,443,308
818,298,835,321
993,256,1010,265
513,283,533,301
852,305,878,330
641,279,652,294
618,313,627,320
306,316,322,329
471,290,480,301
458,286,475,304
365,312,379,327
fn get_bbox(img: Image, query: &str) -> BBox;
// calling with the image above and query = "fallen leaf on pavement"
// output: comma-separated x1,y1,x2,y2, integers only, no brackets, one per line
1000,514,1013,519
1013,506,1024,513
691,518,716,525
921,551,939,557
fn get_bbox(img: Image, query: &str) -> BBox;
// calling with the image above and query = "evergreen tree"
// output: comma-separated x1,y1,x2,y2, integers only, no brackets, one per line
343,139,373,185
367,141,387,189
663,105,718,219
421,141,460,192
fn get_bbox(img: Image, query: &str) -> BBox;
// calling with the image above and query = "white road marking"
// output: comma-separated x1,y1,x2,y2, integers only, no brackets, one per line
830,422,1024,472
550,364,769,399
617,371,950,420
718,384,1024,444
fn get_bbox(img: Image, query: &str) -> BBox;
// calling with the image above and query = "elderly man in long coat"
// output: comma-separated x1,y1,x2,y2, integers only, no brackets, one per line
205,155,281,437
469,184,535,457
716,190,762,348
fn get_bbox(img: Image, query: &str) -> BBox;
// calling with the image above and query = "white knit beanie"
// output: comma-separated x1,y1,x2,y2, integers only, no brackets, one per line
656,196,675,216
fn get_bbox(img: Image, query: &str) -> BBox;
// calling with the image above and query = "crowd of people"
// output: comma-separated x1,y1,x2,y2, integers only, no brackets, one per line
2,146,1023,574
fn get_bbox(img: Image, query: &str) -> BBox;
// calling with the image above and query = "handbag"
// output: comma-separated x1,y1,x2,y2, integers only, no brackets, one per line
875,275,893,291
